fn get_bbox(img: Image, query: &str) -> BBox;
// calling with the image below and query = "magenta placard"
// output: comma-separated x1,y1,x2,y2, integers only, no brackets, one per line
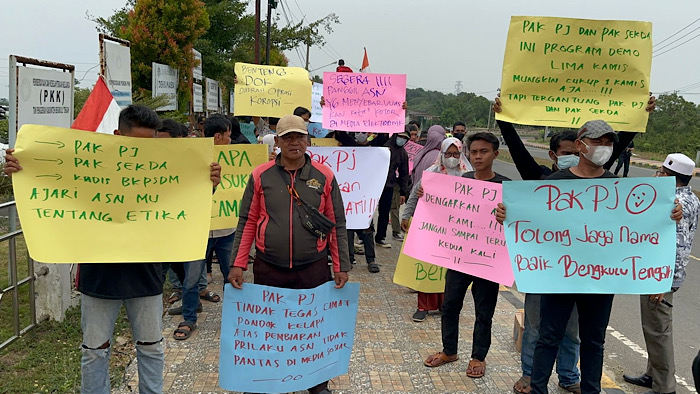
322,72,406,133
403,172,514,286
403,140,422,173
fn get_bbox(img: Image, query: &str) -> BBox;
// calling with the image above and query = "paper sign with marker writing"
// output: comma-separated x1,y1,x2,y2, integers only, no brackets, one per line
311,82,323,122
219,282,359,393
211,144,268,230
393,234,446,293
322,72,406,133
310,138,339,147
308,122,330,138
240,122,258,144
12,125,214,263
404,140,422,173
306,147,390,229
403,172,513,286
503,177,676,294
234,63,312,118
497,16,652,132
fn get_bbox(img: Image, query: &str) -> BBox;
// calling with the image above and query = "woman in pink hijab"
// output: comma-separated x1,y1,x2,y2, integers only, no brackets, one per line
411,125,447,185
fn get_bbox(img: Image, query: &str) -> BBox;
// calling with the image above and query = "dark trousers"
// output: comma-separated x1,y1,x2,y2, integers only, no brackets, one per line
531,294,615,394
161,262,185,284
441,269,500,360
252,256,333,394
348,228,375,264
614,154,631,177
375,186,394,242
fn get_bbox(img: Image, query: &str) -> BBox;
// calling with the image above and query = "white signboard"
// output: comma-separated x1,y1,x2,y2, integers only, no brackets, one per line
311,82,323,122
16,66,74,129
206,78,219,111
193,83,203,113
102,40,132,108
193,49,203,81
305,147,390,229
151,62,178,111
230,89,235,114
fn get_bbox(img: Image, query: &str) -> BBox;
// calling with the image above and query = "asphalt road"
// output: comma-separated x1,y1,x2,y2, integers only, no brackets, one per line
494,148,700,393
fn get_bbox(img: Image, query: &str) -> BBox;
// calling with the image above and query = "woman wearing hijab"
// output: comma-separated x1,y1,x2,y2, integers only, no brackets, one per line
401,137,473,322
411,125,447,185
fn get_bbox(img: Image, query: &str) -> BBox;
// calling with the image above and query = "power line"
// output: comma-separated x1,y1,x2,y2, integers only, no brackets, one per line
654,17,700,48
653,32,700,58
653,25,700,53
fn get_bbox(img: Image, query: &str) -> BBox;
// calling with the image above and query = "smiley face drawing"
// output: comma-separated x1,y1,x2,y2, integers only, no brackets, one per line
625,183,657,214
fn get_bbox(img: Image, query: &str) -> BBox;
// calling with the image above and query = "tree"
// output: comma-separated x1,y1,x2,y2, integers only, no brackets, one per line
637,93,700,156
0,98,8,106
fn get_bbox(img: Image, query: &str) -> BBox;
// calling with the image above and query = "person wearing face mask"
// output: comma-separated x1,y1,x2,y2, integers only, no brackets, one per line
452,122,466,142
374,129,411,251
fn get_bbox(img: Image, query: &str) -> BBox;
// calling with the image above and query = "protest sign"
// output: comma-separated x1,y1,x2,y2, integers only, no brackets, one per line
503,177,676,294
404,140,422,173
322,72,406,133
219,282,359,393
311,82,324,122
403,172,513,286
101,39,132,108
234,63,312,118
308,122,330,138
151,62,178,111
310,138,339,147
211,144,268,230
393,235,446,293
306,146,390,229
11,125,214,263
497,16,653,132
193,83,203,113
240,122,258,144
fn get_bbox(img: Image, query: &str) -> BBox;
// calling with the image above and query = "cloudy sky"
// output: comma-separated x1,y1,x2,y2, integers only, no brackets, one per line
2,0,699,102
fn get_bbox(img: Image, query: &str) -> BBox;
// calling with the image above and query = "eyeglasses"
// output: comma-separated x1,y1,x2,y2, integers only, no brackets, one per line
444,152,461,158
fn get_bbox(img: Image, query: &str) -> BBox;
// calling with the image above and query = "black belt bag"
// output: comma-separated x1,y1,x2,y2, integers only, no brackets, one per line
279,170,336,239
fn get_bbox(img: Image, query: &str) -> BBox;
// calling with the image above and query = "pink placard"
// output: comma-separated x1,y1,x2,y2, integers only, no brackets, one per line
403,140,422,173
403,172,514,286
322,72,406,133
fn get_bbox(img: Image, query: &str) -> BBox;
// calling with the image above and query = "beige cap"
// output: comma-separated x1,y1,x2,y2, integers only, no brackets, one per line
276,114,308,136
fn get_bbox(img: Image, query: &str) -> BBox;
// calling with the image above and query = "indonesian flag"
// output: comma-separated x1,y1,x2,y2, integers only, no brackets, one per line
360,47,370,73
71,76,121,134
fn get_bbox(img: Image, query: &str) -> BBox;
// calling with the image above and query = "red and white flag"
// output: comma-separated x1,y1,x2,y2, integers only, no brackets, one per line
71,76,121,134
360,47,370,73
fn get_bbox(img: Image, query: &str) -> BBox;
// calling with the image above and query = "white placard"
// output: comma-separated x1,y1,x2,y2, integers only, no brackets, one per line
229,89,235,114
311,82,323,122
206,78,219,111
193,83,203,113
151,62,178,111
193,49,203,81
16,66,74,129
102,40,132,108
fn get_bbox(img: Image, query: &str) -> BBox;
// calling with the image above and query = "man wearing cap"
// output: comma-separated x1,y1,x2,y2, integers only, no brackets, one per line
228,114,350,394
623,153,700,394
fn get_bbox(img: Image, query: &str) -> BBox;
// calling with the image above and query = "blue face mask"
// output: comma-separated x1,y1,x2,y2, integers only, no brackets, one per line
395,137,408,147
556,154,579,170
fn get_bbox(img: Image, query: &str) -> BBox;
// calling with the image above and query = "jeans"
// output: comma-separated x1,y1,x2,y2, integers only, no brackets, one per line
375,186,395,242
348,228,375,264
614,154,631,177
441,269,500,360
531,293,615,394
182,232,236,324
81,294,163,394
521,293,580,386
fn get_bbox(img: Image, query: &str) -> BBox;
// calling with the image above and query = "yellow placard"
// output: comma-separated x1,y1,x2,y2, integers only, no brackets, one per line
310,138,339,147
234,62,312,118
12,125,214,263
497,16,652,132
392,236,446,293
211,144,268,230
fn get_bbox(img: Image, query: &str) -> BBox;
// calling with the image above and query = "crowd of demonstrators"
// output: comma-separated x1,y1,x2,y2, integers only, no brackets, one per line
374,129,411,250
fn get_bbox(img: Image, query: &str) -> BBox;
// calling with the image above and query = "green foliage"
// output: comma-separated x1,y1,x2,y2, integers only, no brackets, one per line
0,98,8,106
636,93,700,156
0,118,8,144
407,88,492,128
74,86,91,116
88,0,135,35
132,91,173,111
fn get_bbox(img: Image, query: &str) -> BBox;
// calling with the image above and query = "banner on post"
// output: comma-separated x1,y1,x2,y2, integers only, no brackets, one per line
403,172,513,286
393,235,447,293
102,40,132,108
206,78,219,111
311,82,323,122
211,144,268,230
322,72,406,133
219,282,360,393
192,49,203,81
497,16,653,132
11,125,214,263
193,83,203,113
233,63,312,118
306,146,390,229
151,62,178,111
15,65,74,129
503,177,676,294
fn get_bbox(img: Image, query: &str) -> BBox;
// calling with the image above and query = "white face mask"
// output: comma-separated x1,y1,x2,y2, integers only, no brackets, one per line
444,157,460,169
582,142,613,166
355,133,368,143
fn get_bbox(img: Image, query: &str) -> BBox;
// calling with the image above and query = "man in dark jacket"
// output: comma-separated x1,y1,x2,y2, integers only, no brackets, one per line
375,130,410,248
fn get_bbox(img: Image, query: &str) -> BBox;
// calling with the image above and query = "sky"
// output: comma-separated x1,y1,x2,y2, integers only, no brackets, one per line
2,0,699,103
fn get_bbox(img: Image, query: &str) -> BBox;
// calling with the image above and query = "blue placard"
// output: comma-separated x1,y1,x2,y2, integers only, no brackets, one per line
503,177,676,294
240,122,258,144
219,281,360,392
308,122,330,138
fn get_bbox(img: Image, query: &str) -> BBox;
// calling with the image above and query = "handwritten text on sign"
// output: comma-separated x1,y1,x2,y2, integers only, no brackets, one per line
393,235,447,293
12,125,213,263
503,177,676,294
322,72,406,133
403,172,513,286
306,147,390,229
497,16,652,132
211,145,268,230
234,63,312,118
311,82,324,122
403,140,423,173
219,282,359,393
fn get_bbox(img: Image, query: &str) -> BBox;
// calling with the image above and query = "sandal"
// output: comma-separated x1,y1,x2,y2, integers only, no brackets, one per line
466,358,486,378
514,376,532,394
424,352,458,367
367,262,380,273
173,321,197,340
558,382,581,394
167,291,182,303
199,291,221,302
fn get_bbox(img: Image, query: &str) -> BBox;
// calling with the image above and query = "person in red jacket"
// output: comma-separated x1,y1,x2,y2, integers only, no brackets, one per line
336,59,353,73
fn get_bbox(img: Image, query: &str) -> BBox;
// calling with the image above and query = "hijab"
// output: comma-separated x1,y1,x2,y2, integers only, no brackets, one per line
411,125,446,184
427,137,473,176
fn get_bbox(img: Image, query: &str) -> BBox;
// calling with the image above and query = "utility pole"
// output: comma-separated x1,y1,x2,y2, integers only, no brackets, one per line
455,81,463,95
254,0,260,64
305,32,311,71
266,0,278,65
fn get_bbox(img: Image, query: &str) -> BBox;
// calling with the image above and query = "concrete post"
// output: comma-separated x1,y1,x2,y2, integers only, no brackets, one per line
33,262,79,321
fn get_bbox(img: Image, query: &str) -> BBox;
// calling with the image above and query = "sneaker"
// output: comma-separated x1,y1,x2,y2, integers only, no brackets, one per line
376,240,392,248
393,233,404,241
351,259,357,265
412,309,428,322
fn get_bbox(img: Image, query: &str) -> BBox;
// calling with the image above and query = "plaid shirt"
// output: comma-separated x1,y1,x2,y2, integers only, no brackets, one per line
673,186,700,289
